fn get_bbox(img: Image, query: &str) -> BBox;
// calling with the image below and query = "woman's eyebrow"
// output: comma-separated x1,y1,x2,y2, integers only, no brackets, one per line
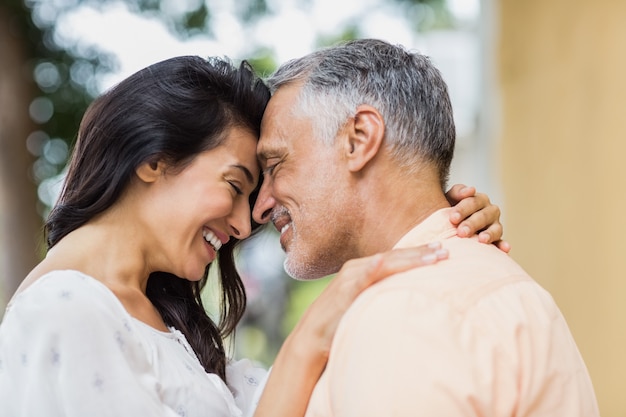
231,164,255,184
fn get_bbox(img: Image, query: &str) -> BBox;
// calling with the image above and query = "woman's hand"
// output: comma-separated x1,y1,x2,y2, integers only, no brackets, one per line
254,243,448,417
446,184,511,253
297,243,449,355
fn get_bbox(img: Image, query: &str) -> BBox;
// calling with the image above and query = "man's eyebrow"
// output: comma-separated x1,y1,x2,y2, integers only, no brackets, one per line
257,148,272,163
232,164,254,184
257,127,288,162
257,137,287,162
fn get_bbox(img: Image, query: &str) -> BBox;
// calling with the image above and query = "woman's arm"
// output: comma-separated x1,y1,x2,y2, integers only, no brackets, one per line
253,243,449,417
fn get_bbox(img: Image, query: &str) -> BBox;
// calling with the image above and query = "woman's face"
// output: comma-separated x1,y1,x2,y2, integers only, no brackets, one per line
145,126,259,281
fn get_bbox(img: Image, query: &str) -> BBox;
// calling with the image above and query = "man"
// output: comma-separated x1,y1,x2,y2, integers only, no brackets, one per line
252,39,599,416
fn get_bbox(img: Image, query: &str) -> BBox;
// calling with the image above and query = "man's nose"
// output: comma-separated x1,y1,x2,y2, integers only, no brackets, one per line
252,181,274,224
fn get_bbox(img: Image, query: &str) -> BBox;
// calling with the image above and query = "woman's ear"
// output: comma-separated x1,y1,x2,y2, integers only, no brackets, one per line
345,104,385,172
136,160,164,183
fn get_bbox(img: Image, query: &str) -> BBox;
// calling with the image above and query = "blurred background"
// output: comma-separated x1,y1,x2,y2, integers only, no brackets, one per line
0,0,624,415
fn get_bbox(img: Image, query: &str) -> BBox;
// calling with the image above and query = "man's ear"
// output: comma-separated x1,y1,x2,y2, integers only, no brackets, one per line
345,104,385,172
136,160,164,183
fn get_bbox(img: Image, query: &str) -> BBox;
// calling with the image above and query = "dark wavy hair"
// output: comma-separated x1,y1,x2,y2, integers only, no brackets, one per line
45,56,270,381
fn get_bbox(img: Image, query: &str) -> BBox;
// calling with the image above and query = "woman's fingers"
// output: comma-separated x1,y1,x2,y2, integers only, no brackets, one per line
445,184,511,252
322,243,449,312
445,184,476,206
363,244,449,285
492,239,512,253
307,243,449,344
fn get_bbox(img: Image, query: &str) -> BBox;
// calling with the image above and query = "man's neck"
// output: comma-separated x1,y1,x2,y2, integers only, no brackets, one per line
355,174,450,257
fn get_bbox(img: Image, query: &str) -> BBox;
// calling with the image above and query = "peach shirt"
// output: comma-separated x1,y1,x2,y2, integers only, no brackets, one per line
304,208,599,417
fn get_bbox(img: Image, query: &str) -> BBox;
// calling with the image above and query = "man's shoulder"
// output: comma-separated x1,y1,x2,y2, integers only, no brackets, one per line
368,236,530,290
443,236,530,278
346,237,545,318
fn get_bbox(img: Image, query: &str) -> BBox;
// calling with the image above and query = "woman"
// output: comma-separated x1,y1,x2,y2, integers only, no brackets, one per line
0,56,503,417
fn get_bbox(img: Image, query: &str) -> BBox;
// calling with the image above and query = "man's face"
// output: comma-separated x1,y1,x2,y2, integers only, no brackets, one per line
252,84,357,280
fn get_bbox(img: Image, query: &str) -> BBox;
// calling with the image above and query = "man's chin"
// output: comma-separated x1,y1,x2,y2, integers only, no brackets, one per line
283,256,336,282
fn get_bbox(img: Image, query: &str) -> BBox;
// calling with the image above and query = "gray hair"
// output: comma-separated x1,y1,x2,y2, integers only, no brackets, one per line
266,38,455,187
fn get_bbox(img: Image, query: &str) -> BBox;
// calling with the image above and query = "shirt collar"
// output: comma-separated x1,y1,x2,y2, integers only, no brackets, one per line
393,208,457,249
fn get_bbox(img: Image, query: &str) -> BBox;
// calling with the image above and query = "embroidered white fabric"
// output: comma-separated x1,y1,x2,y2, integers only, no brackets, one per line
0,270,268,417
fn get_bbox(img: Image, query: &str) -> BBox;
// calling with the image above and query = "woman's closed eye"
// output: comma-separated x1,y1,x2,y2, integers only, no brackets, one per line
228,181,243,195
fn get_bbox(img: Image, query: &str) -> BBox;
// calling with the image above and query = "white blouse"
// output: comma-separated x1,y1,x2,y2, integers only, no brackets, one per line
0,270,268,417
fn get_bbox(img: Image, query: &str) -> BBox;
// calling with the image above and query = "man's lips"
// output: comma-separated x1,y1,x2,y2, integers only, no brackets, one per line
279,222,291,235
271,207,292,248
277,222,292,250
273,218,290,234
271,207,291,234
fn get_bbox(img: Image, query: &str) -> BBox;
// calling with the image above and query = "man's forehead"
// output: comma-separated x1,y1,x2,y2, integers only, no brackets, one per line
257,126,288,160
257,98,293,160
263,83,302,120
257,83,303,159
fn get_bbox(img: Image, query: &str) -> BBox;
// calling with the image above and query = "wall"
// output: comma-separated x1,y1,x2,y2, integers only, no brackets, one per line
497,1,626,415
